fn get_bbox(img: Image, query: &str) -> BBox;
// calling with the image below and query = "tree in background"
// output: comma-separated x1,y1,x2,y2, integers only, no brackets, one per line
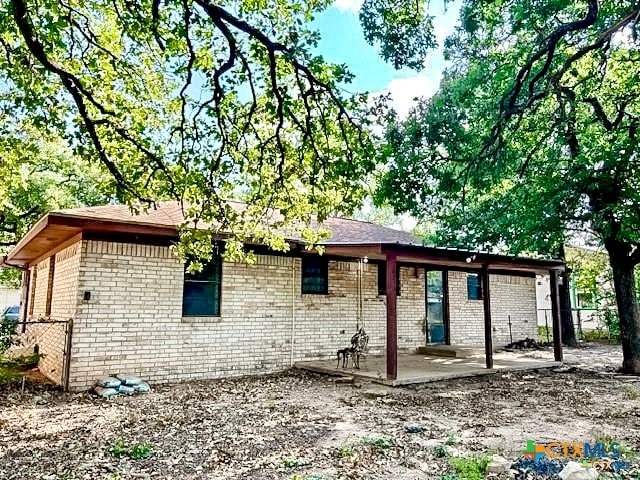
366,1,640,372
567,247,640,341
0,117,112,285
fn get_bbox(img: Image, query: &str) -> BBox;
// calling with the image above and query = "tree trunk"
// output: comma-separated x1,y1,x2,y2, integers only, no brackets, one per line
559,246,577,346
607,243,640,374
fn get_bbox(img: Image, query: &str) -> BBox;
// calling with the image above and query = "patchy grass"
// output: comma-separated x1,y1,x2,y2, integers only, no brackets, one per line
592,430,617,446
107,439,152,459
338,445,355,458
0,353,41,384
282,457,308,468
433,445,450,458
438,475,460,480
448,456,490,480
359,436,394,449
445,433,458,446
623,385,639,400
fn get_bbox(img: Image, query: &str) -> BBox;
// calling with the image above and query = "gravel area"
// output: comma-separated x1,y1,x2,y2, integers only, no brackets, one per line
1,344,639,479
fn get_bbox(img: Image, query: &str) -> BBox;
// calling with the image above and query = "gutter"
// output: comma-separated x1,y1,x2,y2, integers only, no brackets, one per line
1,255,27,271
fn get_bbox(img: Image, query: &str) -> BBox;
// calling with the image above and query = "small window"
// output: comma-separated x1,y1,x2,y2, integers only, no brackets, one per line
467,273,482,300
182,255,222,316
377,263,401,296
301,257,328,294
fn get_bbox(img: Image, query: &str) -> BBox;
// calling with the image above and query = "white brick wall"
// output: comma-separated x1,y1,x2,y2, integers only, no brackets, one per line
448,271,537,347
67,243,429,389
25,242,81,384
21,238,537,390
30,258,50,317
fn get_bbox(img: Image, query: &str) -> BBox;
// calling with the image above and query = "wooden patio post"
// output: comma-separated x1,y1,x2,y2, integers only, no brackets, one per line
481,265,493,369
386,252,398,380
550,269,564,361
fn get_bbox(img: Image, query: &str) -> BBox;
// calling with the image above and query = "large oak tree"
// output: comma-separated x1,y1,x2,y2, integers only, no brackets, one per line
370,1,640,372
0,0,377,262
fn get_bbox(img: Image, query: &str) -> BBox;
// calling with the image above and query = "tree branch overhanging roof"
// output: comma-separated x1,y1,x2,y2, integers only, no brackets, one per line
5,202,564,273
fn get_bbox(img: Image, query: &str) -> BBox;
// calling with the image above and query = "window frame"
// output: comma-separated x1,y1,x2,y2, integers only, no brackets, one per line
182,254,223,317
301,256,329,295
466,272,483,300
377,262,401,296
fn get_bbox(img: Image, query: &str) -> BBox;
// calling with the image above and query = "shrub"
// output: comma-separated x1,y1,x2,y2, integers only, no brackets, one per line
0,320,18,354
537,325,551,342
0,353,42,385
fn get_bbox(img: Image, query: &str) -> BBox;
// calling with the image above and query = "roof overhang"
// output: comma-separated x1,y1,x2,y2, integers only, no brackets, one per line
321,243,564,274
6,212,565,275
6,212,178,266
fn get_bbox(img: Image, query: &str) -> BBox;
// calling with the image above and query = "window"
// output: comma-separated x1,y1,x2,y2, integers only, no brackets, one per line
301,257,328,294
182,255,222,316
467,273,482,300
377,262,401,296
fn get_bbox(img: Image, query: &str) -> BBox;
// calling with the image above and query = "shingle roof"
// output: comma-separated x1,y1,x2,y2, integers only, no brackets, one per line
51,201,420,245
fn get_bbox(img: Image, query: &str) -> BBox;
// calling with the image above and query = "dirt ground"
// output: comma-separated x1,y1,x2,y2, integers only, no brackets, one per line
1,343,639,480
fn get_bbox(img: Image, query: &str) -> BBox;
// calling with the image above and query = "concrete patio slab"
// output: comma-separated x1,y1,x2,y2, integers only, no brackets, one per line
296,350,561,386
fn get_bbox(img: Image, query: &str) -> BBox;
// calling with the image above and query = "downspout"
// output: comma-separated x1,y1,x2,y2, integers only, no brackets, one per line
290,257,296,367
357,259,363,329
20,269,29,334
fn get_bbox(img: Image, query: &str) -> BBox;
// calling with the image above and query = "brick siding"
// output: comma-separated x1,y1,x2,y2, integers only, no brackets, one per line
448,271,537,347
24,239,538,390
24,242,81,384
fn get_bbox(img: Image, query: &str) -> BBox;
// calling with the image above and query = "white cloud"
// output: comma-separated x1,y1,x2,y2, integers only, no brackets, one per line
333,0,363,13
384,73,440,118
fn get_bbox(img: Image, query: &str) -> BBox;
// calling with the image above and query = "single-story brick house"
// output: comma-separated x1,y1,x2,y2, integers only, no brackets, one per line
3,202,565,391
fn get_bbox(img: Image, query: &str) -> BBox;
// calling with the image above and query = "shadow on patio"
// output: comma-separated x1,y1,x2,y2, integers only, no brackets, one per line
296,350,560,386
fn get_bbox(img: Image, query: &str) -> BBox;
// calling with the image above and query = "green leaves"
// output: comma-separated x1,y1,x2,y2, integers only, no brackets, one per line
360,0,436,70
376,1,640,259
0,0,379,263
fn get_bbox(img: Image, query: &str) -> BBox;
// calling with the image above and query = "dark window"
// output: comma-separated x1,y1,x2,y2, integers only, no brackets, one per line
467,273,482,300
182,256,222,316
377,262,401,296
301,257,328,294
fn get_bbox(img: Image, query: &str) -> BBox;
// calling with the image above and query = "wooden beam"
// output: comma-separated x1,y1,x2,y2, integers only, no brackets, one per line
386,252,398,380
550,269,564,361
482,265,494,369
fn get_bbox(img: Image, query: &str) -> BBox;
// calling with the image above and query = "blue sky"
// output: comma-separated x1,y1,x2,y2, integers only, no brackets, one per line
312,0,462,116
